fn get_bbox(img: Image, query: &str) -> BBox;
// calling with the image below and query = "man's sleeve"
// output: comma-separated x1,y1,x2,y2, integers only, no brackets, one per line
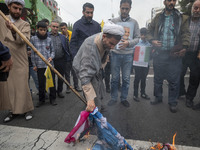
70,23,79,58
0,41,11,61
82,82,96,101
180,15,190,48
129,21,140,47
146,17,156,43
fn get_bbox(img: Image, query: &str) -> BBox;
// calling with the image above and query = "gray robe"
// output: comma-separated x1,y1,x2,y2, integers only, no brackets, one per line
73,33,107,110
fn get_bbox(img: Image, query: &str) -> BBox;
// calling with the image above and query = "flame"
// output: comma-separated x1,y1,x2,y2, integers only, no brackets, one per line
150,142,163,150
171,132,177,150
84,131,90,139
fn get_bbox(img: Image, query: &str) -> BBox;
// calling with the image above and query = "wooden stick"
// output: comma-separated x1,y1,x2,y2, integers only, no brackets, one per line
0,10,87,105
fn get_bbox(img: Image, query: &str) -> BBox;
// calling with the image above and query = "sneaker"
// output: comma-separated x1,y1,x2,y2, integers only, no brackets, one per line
4,112,17,123
133,96,140,102
121,100,130,107
25,111,33,121
36,101,45,108
186,99,193,108
57,92,65,98
107,100,117,106
169,105,177,113
141,93,150,100
192,103,200,110
150,97,162,105
66,88,71,94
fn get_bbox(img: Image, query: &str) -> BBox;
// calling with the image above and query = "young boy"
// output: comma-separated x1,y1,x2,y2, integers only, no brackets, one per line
133,28,151,102
31,21,57,107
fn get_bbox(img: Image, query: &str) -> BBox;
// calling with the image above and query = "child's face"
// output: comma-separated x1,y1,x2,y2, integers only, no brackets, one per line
140,34,146,41
37,27,47,36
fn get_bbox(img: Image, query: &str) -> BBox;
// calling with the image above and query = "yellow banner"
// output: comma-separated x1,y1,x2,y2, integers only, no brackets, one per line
44,66,54,92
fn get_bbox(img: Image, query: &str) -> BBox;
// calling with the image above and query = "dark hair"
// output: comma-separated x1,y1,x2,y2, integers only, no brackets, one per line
83,2,94,12
60,22,68,27
120,0,132,7
37,21,47,29
40,18,49,25
140,27,147,35
105,33,122,41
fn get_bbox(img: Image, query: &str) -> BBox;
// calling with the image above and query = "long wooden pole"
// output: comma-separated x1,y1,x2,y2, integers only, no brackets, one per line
0,10,87,105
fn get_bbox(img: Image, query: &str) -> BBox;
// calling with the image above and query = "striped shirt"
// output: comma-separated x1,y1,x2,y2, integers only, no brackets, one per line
189,19,200,52
161,14,175,51
31,35,55,68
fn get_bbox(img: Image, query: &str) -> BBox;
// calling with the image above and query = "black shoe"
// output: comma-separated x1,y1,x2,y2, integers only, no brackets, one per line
66,88,71,94
150,97,162,105
121,100,130,107
75,87,82,92
4,112,17,123
192,103,200,110
36,101,45,108
107,100,117,106
133,96,140,102
141,93,150,100
186,99,193,108
169,105,177,113
57,92,65,98
106,88,111,93
50,100,57,106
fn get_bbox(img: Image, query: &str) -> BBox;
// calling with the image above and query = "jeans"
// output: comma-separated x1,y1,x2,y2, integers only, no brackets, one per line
153,51,182,106
29,66,39,91
111,52,133,101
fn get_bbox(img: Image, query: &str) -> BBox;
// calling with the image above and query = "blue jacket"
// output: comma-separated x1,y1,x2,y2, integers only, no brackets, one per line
48,32,72,62
70,16,101,58
0,41,11,62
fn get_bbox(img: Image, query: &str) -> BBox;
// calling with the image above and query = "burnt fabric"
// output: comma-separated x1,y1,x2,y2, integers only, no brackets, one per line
64,107,133,150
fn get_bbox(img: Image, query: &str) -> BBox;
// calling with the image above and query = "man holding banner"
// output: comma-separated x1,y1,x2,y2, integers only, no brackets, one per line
133,28,151,102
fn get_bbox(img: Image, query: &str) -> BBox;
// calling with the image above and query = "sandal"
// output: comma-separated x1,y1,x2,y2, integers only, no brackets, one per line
4,112,17,123
25,111,33,121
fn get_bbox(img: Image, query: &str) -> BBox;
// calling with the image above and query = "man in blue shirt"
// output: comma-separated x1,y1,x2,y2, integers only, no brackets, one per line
70,2,101,92
70,2,101,58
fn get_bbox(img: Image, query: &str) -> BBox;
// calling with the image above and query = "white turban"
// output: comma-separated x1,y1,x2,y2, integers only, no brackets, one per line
5,0,25,7
103,22,125,37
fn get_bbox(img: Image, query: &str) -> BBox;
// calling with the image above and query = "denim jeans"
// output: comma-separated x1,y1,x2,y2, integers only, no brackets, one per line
153,51,182,106
111,52,133,101
29,66,39,91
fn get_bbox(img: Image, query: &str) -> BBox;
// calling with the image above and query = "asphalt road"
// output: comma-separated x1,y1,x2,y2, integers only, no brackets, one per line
0,74,200,148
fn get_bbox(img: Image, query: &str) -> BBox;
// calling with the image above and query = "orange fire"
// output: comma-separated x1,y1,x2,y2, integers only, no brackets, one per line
150,133,177,150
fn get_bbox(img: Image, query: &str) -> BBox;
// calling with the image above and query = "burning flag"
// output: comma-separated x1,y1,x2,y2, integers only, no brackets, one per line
65,107,133,150
64,110,90,143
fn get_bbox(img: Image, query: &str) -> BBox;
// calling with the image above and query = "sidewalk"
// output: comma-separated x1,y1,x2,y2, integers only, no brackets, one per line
0,125,199,150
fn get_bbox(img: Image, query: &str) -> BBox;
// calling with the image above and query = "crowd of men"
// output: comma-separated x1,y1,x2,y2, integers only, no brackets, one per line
0,0,200,124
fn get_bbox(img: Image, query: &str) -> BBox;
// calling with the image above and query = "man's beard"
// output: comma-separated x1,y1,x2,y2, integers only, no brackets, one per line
192,12,200,18
166,5,175,12
85,17,92,22
10,11,21,20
